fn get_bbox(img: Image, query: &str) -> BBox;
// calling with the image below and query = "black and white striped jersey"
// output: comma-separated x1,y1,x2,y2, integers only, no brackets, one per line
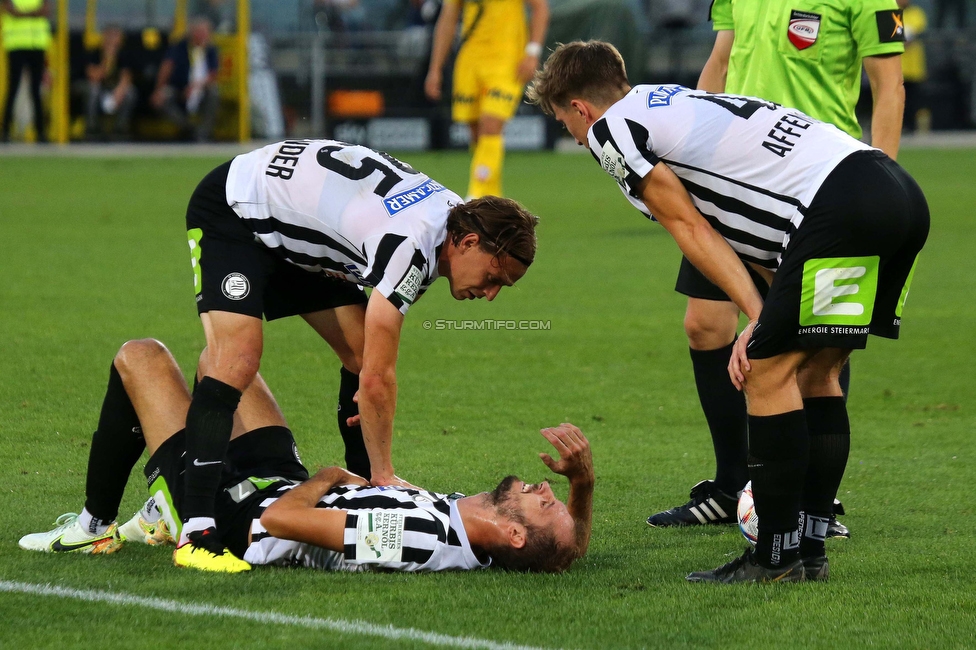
226,139,462,313
587,85,872,269
242,484,489,572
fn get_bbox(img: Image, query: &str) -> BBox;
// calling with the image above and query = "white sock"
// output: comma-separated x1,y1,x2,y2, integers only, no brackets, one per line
78,508,112,536
141,497,161,524
179,516,216,546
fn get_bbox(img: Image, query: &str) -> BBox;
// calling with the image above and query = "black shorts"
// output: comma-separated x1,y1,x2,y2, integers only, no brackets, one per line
674,255,770,301
747,150,930,359
185,161,367,321
143,426,309,556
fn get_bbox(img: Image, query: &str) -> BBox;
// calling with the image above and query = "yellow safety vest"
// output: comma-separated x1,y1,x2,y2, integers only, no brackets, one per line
2,0,51,51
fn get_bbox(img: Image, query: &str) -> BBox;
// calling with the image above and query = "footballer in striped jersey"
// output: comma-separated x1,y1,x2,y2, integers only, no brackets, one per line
528,41,928,583
20,340,594,574
177,140,539,569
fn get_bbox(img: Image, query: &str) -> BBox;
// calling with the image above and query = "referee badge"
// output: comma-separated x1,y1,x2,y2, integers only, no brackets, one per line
787,10,821,50
221,272,250,300
875,9,906,43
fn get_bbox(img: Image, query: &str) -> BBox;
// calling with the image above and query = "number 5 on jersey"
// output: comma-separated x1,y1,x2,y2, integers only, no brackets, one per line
317,145,420,197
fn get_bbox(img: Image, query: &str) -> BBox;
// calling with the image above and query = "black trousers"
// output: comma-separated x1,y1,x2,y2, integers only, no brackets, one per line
2,49,46,140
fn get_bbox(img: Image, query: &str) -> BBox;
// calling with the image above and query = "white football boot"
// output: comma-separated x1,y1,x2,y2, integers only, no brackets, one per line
19,513,123,554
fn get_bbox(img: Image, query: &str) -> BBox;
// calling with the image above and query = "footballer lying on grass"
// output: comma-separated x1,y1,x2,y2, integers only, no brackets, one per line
19,339,594,573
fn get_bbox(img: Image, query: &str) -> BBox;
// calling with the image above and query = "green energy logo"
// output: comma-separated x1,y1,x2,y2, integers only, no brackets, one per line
800,257,879,326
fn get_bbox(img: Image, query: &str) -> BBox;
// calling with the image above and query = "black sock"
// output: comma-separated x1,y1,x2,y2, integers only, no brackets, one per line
800,396,851,557
182,376,241,520
748,410,809,568
690,342,749,495
84,363,146,522
338,367,370,480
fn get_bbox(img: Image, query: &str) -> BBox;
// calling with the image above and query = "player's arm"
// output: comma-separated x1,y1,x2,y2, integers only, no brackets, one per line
260,467,368,551
697,29,734,93
638,165,763,323
637,165,765,386
517,0,550,84
425,0,461,101
539,423,594,557
358,289,407,486
863,53,905,160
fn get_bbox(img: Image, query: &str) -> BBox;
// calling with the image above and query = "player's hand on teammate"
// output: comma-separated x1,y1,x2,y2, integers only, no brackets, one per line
370,474,421,490
538,423,594,485
343,392,418,489
516,54,540,84
424,70,443,101
312,466,369,487
729,319,758,390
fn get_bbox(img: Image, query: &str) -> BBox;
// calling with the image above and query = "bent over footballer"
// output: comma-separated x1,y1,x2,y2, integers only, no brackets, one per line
176,139,539,571
528,41,929,583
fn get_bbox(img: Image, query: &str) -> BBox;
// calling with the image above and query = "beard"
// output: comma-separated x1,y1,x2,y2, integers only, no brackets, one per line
488,475,520,507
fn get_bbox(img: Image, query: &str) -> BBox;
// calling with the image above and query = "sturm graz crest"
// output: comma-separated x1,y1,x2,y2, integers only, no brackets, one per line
221,273,250,300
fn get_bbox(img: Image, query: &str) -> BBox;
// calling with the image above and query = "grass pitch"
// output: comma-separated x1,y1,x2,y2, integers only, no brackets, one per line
0,148,973,649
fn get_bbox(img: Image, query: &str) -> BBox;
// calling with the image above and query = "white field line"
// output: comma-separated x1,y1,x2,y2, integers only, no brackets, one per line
0,580,557,650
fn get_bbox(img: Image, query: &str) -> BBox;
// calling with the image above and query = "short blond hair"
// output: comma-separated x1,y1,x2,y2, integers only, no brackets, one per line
526,41,631,116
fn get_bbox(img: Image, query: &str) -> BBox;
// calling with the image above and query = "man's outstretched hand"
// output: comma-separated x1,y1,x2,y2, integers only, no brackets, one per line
539,423,594,486
538,423,595,558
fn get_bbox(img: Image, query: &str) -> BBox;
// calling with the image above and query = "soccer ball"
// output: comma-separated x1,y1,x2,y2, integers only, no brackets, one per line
737,481,759,546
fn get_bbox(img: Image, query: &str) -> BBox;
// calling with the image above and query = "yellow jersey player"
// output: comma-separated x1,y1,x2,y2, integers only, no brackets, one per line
425,0,549,198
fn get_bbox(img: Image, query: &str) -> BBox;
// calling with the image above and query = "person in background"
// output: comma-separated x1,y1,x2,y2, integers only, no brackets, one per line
899,0,929,132
193,0,233,34
1,0,50,143
84,25,137,140
151,16,219,142
425,0,549,199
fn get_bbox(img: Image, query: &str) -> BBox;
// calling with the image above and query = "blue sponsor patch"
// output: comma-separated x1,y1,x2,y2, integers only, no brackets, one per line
343,263,367,284
646,85,686,109
383,179,446,216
